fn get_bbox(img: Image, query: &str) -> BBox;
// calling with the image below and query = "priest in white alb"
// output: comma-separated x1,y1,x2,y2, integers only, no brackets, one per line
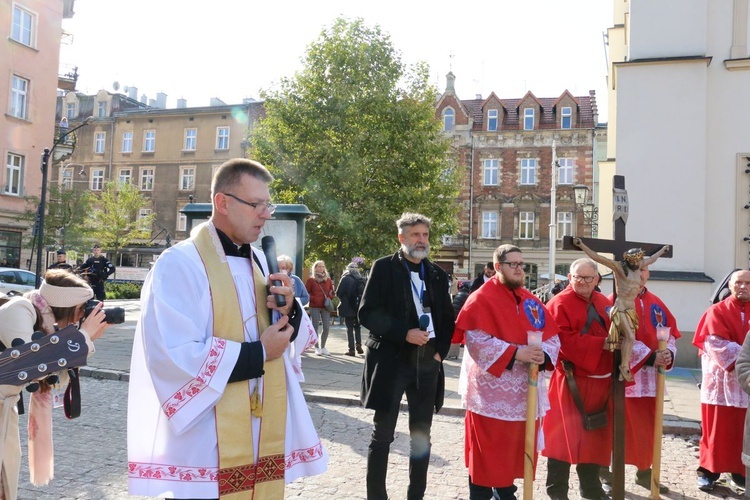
127,158,328,499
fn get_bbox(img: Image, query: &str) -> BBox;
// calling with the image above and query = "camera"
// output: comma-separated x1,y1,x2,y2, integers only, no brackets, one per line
83,299,125,325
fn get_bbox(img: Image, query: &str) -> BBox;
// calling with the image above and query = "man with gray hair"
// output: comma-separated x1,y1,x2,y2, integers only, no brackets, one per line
542,258,613,500
359,212,455,500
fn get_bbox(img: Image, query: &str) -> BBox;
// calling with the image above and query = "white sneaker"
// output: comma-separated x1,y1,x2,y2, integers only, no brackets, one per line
314,347,322,355
321,347,330,355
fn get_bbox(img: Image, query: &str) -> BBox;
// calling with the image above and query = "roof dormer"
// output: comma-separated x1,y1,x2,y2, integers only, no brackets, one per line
517,91,542,131
552,90,580,129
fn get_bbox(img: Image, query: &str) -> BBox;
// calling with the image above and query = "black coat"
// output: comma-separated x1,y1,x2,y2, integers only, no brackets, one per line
336,271,365,318
358,251,455,412
469,274,487,293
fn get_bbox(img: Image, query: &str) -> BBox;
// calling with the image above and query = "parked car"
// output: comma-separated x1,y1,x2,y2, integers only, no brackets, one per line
0,267,37,296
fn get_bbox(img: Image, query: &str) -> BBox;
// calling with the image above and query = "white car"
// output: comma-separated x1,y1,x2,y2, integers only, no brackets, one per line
0,268,37,296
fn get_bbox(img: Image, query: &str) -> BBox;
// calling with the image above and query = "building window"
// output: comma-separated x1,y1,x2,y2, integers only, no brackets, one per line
11,5,34,46
557,211,573,239
561,106,572,129
558,158,574,185
180,167,195,190
140,168,154,191
519,211,535,239
91,169,104,191
118,168,131,185
66,103,76,120
94,132,106,154
122,131,133,153
60,168,72,189
521,159,536,185
143,130,156,152
523,108,534,130
482,212,498,238
138,208,152,230
443,108,454,131
177,211,187,232
10,75,29,119
184,129,197,151
487,109,498,131
483,159,499,186
216,127,230,150
5,153,23,195
97,101,107,117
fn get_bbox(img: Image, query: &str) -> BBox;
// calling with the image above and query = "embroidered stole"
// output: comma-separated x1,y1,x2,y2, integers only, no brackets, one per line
194,226,287,499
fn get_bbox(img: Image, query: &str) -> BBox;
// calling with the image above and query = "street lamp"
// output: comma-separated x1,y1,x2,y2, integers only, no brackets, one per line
34,116,94,287
547,140,558,302
572,184,599,237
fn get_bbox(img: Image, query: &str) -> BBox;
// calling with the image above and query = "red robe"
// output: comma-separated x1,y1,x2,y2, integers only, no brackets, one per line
624,288,680,470
454,278,560,487
693,296,750,475
542,287,614,466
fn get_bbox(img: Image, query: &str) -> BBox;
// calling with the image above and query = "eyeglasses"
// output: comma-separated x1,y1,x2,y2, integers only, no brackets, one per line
571,275,596,283
498,261,525,270
222,193,277,214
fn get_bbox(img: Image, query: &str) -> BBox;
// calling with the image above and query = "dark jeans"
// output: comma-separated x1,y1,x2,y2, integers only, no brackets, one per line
367,350,440,500
469,476,518,500
91,281,105,301
547,458,603,497
344,316,362,351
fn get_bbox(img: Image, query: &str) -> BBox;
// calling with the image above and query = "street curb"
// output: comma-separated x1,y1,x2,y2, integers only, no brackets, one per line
80,368,697,435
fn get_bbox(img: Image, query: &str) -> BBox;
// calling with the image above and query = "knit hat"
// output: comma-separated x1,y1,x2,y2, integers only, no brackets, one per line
39,281,93,308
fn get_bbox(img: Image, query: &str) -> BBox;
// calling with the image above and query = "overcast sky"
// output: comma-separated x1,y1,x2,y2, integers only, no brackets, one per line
62,0,613,121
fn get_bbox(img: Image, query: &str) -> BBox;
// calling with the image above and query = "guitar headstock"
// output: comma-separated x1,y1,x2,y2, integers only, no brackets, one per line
0,324,89,387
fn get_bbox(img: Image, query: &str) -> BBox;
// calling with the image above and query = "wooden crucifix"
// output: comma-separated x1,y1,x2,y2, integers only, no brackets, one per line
562,175,673,500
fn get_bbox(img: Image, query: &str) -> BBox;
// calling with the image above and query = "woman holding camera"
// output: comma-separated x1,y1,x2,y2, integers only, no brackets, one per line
0,269,110,500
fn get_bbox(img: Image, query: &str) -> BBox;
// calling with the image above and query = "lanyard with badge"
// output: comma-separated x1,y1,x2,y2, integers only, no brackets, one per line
405,260,435,338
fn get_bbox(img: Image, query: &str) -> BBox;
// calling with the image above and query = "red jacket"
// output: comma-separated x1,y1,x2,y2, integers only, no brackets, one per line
306,277,334,309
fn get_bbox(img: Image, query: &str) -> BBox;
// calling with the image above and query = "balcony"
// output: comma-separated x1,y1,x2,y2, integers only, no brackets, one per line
58,65,78,92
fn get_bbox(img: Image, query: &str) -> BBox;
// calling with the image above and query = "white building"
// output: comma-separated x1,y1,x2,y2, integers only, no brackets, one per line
601,0,750,367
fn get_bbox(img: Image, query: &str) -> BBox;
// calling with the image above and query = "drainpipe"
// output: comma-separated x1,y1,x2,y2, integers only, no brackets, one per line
468,134,475,278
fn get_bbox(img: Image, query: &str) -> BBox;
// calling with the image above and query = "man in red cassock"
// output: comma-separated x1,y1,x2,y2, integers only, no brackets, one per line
543,258,613,500
692,269,750,491
453,244,560,500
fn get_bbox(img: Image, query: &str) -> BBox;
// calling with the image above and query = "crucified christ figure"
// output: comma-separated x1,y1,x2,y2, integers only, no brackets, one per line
572,238,670,381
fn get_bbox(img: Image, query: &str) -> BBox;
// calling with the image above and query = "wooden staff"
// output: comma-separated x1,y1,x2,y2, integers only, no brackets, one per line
524,331,542,500
650,326,670,499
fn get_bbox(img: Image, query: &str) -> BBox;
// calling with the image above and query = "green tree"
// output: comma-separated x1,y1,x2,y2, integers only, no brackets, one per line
23,184,93,253
86,181,155,270
252,17,459,276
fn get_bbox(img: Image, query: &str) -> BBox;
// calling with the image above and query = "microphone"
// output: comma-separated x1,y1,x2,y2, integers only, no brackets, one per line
261,236,287,308
419,314,430,331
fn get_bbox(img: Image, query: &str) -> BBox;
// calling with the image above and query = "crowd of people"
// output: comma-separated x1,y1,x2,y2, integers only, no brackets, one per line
3,156,750,500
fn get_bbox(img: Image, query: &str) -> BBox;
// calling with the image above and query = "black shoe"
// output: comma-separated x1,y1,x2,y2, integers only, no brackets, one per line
598,467,613,486
344,350,356,357
696,475,715,491
635,469,668,493
356,344,364,354
580,490,610,500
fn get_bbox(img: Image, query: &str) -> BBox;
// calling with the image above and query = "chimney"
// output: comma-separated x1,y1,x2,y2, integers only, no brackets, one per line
177,98,187,109
475,94,482,100
589,90,598,124
148,98,156,107
210,97,226,106
140,94,147,104
156,92,167,109
446,71,455,92
128,86,138,100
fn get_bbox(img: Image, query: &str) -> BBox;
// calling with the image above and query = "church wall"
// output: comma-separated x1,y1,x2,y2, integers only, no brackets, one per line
629,0,708,59
615,61,708,272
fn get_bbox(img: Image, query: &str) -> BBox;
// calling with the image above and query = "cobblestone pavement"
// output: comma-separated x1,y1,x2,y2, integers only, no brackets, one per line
15,377,744,500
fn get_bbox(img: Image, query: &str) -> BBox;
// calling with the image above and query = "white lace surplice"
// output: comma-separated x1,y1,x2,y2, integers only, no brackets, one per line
458,329,560,421
700,334,748,408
